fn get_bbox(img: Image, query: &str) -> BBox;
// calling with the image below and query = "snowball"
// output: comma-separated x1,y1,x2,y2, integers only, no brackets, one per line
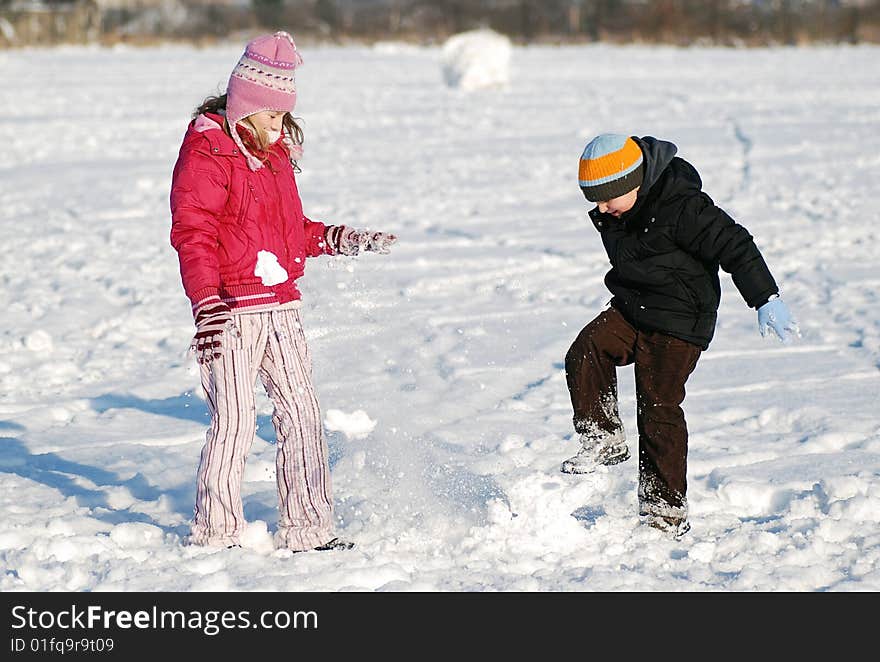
240,520,275,553
324,409,377,440
254,250,289,286
108,522,164,547
486,498,514,524
441,29,512,91
50,407,72,423
24,330,53,352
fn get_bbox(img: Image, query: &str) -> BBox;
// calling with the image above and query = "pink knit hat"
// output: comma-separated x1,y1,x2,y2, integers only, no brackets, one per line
226,31,303,171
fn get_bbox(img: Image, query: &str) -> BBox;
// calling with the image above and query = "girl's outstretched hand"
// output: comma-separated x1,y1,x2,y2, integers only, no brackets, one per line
326,225,397,256
360,230,397,254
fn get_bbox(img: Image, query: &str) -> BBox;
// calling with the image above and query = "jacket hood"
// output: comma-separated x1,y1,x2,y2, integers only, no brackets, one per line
633,136,678,196
607,136,682,223
184,112,298,163
181,112,238,157
188,112,260,151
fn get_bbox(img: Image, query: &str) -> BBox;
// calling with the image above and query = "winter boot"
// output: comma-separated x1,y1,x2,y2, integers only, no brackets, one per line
311,537,355,552
642,514,691,539
639,499,690,539
561,430,629,474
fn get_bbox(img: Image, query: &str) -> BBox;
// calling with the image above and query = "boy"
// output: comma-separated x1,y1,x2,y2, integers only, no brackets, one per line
563,134,798,537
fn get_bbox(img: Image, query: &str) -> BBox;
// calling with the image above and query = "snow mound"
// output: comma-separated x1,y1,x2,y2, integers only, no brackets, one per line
441,29,512,91
240,520,275,553
24,330,53,353
324,409,377,440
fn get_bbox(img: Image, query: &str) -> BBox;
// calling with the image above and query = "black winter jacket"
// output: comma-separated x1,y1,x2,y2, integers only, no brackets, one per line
589,136,778,350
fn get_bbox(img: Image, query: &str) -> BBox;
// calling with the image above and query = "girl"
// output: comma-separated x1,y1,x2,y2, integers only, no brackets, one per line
170,32,396,551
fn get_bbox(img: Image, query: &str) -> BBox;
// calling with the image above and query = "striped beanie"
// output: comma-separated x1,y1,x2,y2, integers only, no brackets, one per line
578,134,644,202
226,31,303,171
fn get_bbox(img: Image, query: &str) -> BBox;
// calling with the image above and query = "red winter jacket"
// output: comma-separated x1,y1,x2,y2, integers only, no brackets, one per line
170,112,332,314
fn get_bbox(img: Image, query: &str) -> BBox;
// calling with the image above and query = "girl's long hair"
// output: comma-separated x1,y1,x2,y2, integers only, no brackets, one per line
194,93,304,171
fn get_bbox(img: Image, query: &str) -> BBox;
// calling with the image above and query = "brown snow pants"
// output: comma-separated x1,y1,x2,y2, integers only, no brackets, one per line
565,307,702,514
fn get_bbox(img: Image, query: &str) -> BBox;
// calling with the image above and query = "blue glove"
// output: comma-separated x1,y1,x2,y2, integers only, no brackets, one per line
757,297,799,343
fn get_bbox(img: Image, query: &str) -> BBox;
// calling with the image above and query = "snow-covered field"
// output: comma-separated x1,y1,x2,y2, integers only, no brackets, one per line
1,42,879,591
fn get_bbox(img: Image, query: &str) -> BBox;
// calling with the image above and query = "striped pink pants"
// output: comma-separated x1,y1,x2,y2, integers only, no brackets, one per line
189,307,334,551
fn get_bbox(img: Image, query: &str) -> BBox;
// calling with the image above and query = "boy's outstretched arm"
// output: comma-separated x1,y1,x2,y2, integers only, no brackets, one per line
675,192,799,343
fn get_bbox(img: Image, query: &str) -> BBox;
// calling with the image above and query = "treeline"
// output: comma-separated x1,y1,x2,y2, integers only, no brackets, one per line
2,0,879,48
